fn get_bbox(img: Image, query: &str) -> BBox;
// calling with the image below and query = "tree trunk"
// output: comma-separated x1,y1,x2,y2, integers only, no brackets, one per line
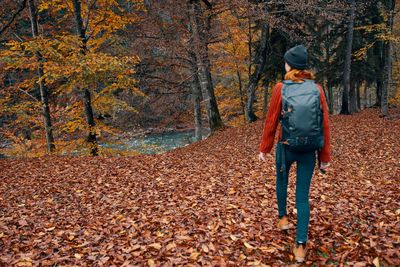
245,21,269,122
381,0,395,117
363,81,368,108
188,16,204,141
28,0,55,153
247,11,252,85
356,81,361,111
72,0,98,155
381,53,390,115
341,83,350,114
193,82,202,141
236,69,246,121
324,25,334,114
189,51,203,141
369,86,372,107
374,37,385,107
327,80,334,114
340,0,355,115
188,0,223,132
375,80,382,107
262,79,269,117
349,80,357,113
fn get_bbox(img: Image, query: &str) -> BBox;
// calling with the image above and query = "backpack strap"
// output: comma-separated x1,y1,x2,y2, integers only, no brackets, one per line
279,82,289,177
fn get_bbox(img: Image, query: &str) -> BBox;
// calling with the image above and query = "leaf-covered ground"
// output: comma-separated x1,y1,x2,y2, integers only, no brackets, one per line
1,109,399,266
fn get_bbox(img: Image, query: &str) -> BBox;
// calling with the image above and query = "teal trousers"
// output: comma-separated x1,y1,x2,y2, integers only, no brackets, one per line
275,142,316,243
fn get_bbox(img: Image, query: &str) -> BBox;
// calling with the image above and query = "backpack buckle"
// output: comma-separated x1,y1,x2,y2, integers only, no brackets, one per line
280,140,289,145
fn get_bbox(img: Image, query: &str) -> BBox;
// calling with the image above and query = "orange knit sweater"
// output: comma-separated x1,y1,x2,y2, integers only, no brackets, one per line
259,81,332,163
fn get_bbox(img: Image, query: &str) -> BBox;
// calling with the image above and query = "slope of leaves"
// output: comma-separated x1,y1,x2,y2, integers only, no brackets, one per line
0,109,399,266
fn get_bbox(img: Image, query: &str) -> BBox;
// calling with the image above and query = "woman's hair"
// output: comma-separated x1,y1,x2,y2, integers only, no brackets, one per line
284,69,315,82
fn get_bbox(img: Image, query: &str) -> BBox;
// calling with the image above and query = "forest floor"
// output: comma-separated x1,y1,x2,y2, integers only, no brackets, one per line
0,108,399,266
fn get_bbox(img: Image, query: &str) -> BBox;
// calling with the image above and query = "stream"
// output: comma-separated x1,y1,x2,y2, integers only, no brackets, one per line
100,128,210,154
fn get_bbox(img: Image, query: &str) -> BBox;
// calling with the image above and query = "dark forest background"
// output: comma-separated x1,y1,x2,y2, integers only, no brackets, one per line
0,0,398,157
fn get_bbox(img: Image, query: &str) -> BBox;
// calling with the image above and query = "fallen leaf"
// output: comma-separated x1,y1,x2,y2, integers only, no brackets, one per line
373,257,380,267
166,242,176,251
354,262,367,267
149,243,162,250
18,219,28,227
147,259,155,267
131,244,141,250
244,242,255,249
230,235,238,241
259,246,277,253
190,251,200,260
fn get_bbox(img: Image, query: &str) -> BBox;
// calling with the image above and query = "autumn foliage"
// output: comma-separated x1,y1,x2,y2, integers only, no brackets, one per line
0,0,144,156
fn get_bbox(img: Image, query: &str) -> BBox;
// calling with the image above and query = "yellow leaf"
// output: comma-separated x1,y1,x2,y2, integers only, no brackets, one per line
202,244,209,253
227,204,238,210
131,244,141,250
74,253,82,259
166,242,176,251
190,251,200,260
247,260,262,266
147,259,155,267
176,235,192,240
244,242,255,249
259,246,277,253
373,257,379,267
149,243,162,250
16,261,32,267
354,262,367,267
156,231,164,237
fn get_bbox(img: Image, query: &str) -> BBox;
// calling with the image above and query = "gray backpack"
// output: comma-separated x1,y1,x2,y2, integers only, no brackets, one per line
280,79,324,152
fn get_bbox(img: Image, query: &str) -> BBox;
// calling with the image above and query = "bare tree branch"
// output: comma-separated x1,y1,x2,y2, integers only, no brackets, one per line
0,0,28,36
17,87,39,102
201,0,212,9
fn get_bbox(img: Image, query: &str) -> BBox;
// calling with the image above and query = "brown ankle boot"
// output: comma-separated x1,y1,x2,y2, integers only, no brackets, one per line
293,243,307,263
277,216,289,230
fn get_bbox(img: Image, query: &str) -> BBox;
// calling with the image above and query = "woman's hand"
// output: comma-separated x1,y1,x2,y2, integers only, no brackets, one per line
319,162,330,174
320,162,330,170
258,152,273,162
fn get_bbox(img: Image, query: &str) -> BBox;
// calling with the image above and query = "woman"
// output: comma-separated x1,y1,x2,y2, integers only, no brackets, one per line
258,44,331,263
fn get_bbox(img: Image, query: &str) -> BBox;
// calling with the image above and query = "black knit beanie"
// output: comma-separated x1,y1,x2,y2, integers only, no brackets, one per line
284,45,308,70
